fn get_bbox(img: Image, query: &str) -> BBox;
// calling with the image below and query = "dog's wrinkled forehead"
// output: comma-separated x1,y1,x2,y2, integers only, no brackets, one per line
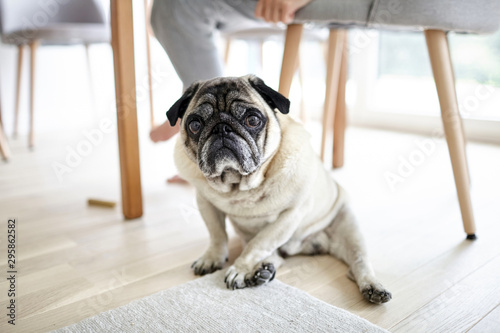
166,75,289,126
189,78,256,120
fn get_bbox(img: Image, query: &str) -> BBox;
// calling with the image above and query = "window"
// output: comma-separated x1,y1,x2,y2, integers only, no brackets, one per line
348,29,500,143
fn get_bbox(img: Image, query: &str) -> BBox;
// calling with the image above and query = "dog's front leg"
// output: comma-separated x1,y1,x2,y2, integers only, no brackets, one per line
191,193,228,276
225,208,303,289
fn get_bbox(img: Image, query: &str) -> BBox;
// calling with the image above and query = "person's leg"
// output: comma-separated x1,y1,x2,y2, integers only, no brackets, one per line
150,121,179,143
149,0,222,146
151,0,220,88
151,0,263,87
149,0,265,144
150,0,265,183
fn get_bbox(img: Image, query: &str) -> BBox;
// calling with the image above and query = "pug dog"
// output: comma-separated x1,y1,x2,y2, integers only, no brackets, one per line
167,75,391,304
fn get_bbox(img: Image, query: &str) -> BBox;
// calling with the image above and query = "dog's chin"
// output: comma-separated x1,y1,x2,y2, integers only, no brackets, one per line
201,156,254,181
200,137,259,177
199,156,264,193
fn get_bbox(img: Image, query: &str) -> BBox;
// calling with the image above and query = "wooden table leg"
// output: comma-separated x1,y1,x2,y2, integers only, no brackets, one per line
144,0,155,129
110,0,143,219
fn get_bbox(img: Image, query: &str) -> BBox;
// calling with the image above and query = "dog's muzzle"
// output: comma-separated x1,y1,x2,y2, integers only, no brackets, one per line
199,122,259,178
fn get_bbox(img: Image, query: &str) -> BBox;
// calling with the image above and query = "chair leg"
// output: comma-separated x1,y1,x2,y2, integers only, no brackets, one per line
224,39,232,65
14,44,24,138
424,30,476,239
84,43,99,118
259,39,265,72
321,29,345,162
278,24,303,98
0,98,10,160
0,122,11,161
28,40,39,149
144,0,155,129
332,34,348,169
296,53,307,123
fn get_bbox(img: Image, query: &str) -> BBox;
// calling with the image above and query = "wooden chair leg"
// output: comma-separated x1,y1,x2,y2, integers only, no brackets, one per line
28,40,39,148
296,53,307,123
278,24,303,98
224,39,232,65
0,99,11,160
0,121,11,161
144,0,155,129
84,43,99,117
320,29,345,162
259,39,265,71
332,34,348,169
14,44,24,138
424,30,476,239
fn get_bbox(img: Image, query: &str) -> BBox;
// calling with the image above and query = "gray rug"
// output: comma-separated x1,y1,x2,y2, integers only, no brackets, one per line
54,270,388,332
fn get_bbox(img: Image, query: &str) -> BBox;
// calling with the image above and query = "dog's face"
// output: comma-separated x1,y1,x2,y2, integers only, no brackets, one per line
167,75,290,191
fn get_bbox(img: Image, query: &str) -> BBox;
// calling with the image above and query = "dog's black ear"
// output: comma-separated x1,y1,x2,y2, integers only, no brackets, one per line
248,76,290,114
166,82,200,126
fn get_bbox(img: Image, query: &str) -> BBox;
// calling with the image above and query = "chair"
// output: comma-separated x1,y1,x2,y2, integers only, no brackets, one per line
0,0,110,148
222,26,328,123
278,0,500,239
0,92,11,160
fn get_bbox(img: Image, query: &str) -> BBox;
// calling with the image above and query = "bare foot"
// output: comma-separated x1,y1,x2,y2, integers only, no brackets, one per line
150,121,180,143
167,175,188,184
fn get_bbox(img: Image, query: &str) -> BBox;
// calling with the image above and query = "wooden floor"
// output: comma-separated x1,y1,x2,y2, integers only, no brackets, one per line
1,123,500,332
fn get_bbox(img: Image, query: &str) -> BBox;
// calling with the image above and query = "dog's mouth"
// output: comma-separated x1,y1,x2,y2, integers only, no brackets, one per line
199,135,259,178
220,167,242,184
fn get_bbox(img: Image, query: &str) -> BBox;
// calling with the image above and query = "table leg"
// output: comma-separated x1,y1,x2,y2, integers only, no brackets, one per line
110,0,143,219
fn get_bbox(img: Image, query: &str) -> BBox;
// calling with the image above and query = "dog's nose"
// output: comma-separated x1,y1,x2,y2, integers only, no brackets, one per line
212,123,233,135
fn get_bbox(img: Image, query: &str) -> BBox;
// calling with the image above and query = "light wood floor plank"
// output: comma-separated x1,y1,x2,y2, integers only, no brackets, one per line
391,255,500,332
467,304,500,333
2,126,499,332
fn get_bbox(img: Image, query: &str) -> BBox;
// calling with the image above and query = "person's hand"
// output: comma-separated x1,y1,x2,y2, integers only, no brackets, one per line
255,0,313,24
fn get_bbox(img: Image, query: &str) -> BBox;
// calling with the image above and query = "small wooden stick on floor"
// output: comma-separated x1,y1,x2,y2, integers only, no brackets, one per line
88,198,117,208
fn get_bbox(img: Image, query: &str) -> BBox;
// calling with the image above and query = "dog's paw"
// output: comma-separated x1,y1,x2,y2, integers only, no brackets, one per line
245,263,276,287
191,250,228,276
224,262,277,290
224,265,247,290
361,284,392,304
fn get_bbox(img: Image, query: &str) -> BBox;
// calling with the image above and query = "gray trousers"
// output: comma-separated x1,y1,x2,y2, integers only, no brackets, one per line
151,0,267,89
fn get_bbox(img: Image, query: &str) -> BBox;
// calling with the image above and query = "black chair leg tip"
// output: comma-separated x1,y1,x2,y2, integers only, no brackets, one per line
466,234,477,241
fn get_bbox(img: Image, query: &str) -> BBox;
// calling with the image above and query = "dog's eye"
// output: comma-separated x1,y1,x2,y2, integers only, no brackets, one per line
188,120,202,134
245,115,261,128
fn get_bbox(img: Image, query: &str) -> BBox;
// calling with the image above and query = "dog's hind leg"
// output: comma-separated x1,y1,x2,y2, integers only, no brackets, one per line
323,205,392,304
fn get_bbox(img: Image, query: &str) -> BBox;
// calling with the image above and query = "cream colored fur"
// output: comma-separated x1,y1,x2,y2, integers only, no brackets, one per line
172,76,391,303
